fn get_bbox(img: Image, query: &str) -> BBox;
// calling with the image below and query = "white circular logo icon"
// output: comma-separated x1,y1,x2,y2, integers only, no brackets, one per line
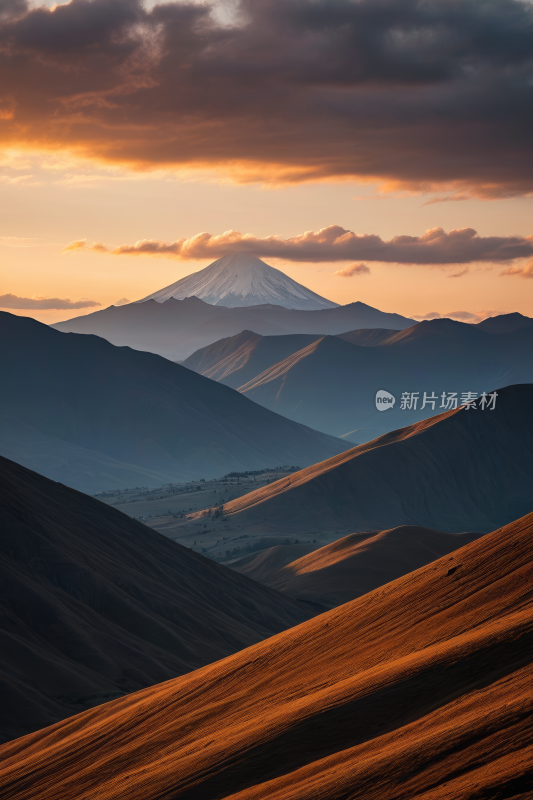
375,389,396,411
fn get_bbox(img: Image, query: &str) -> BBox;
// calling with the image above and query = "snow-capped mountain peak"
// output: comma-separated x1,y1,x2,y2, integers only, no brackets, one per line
138,253,338,310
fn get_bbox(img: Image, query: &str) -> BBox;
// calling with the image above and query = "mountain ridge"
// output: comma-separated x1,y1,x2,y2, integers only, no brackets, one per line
52,298,415,361
476,311,533,333
181,318,533,441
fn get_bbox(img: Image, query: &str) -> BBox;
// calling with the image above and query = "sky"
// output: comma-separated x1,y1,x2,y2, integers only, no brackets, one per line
1,0,532,324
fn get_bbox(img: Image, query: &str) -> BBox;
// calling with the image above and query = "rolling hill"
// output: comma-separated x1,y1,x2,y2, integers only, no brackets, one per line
219,384,533,534
226,542,319,582
230,526,483,607
0,455,315,744
52,299,414,361
0,312,348,493
1,509,531,799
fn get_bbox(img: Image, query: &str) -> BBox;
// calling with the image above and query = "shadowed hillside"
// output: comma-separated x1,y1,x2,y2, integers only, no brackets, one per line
0,312,348,492
1,510,531,799
476,311,533,333
184,318,533,441
336,327,400,346
0,456,315,743
182,327,402,390
227,542,319,582
53,299,414,361
220,384,533,534
231,526,483,607
182,330,323,388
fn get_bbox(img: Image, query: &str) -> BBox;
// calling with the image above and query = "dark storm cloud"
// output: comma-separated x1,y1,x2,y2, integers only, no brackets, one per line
63,225,533,264
1,0,533,194
0,293,101,309
0,0,26,22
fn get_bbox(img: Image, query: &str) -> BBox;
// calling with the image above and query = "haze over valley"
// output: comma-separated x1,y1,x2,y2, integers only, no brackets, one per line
53,292,414,362
0,311,347,493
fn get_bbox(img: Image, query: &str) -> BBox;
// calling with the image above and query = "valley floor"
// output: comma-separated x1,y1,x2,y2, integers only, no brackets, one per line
98,468,339,562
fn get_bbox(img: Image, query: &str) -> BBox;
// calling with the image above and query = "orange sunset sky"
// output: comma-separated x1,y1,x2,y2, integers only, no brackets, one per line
1,0,533,324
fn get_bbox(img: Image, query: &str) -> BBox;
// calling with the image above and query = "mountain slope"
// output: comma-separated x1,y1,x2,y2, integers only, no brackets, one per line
139,253,339,310
182,327,404,389
0,455,315,744
53,299,415,361
226,543,319,581
235,319,533,441
0,312,348,493
476,311,533,333
220,384,533,534
336,327,400,346
231,526,483,607
1,510,531,799
182,330,325,389
236,334,399,439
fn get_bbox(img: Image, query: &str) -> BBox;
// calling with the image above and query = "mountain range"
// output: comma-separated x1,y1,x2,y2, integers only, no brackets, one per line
0,312,348,493
183,317,533,441
2,508,531,799
139,253,339,310
3,249,532,798
52,298,414,361
218,384,533,534
0,455,315,743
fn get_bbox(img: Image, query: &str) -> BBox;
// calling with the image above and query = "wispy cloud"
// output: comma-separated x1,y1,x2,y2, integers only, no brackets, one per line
411,310,504,323
500,259,533,279
0,174,42,187
62,226,533,266
0,236,37,247
334,263,371,277
422,194,471,206
0,0,532,195
448,267,469,278
63,239,108,254
0,294,101,310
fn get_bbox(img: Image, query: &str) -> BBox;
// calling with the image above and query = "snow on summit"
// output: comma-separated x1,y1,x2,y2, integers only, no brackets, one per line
138,254,338,310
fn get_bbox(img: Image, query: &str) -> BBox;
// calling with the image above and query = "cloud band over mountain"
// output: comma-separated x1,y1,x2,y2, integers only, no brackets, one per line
63,226,533,266
1,0,533,195
0,294,101,310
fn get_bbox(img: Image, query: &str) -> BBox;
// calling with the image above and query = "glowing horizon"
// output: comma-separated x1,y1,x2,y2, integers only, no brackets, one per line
1,0,532,324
